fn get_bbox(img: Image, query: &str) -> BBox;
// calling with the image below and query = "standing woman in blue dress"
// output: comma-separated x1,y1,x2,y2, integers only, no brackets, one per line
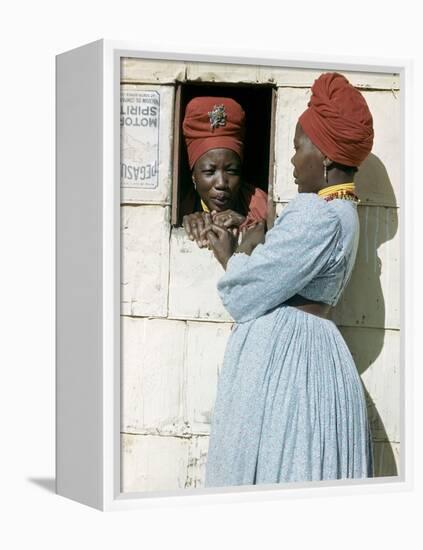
203,72,375,487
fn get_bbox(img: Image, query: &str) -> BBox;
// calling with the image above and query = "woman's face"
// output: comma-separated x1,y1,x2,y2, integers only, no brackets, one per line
192,148,242,212
291,122,326,194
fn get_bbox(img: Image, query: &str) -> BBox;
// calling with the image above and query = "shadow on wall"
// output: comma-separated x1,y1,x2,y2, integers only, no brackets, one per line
332,153,399,477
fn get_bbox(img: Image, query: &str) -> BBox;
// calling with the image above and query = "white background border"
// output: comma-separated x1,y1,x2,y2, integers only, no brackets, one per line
3,0,421,548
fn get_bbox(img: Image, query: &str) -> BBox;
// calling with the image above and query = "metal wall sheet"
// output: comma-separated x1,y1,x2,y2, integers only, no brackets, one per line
258,67,400,89
168,227,232,322
185,321,232,434
339,326,400,443
332,205,400,330
121,57,186,83
186,62,259,83
121,205,170,317
121,317,186,435
121,434,190,492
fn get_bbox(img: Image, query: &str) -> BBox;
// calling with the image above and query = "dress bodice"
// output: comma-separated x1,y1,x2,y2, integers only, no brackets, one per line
217,193,360,323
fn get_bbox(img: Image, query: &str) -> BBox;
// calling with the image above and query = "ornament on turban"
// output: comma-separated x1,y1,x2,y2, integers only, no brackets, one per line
299,72,374,167
182,97,245,169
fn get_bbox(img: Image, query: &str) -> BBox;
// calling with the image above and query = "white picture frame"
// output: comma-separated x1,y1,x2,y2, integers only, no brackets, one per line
56,39,412,511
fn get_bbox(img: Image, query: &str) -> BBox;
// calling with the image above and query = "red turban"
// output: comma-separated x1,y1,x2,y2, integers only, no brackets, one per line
299,72,374,167
182,97,245,169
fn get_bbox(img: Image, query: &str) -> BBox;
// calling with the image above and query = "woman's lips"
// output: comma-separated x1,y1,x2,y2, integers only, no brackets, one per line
211,195,230,207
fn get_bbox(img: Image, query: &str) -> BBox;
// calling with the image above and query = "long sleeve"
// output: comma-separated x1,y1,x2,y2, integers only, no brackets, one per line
239,184,268,229
217,194,342,323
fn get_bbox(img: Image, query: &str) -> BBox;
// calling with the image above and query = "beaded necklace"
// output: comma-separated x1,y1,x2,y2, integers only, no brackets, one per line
317,183,360,204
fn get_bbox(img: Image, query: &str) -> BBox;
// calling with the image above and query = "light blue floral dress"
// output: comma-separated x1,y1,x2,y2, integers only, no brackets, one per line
205,192,373,487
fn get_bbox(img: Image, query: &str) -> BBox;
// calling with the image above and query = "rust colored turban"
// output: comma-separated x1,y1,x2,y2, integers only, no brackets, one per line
182,97,245,169
299,72,374,167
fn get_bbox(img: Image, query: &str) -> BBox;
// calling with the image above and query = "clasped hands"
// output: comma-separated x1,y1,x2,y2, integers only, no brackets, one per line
183,209,245,248
183,210,266,269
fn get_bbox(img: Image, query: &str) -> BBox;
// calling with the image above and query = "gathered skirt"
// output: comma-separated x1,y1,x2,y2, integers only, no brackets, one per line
205,305,374,487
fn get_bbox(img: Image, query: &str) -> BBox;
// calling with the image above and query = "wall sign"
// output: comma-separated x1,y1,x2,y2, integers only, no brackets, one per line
120,89,160,189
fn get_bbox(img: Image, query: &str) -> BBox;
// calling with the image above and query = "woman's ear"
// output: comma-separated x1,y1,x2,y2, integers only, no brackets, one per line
192,176,197,190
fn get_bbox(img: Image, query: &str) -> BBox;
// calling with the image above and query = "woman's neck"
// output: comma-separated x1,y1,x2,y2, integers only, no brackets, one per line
326,167,355,186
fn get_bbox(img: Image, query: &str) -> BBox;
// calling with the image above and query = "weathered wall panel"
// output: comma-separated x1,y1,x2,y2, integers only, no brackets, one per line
122,316,232,437
258,67,400,89
273,87,311,202
121,205,170,317
186,62,259,83
373,441,400,477
186,436,210,488
168,227,232,321
338,327,400,444
121,57,186,83
121,434,190,492
185,321,232,434
356,90,400,206
121,317,186,435
332,205,400,330
186,62,400,89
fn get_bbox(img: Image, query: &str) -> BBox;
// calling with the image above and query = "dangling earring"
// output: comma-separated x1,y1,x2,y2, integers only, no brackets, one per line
323,162,328,184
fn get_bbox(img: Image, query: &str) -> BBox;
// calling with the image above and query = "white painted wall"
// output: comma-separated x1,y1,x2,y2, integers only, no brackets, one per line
120,59,400,492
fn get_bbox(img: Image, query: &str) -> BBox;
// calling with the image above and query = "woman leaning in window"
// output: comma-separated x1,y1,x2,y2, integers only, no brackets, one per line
180,96,268,248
